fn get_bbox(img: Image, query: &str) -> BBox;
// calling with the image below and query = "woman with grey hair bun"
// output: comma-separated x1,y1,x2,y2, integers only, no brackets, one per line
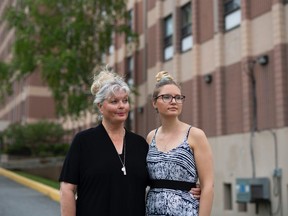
59,67,149,216
91,70,131,121
59,68,201,216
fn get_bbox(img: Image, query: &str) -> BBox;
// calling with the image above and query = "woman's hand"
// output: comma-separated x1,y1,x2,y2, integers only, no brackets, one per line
190,183,201,200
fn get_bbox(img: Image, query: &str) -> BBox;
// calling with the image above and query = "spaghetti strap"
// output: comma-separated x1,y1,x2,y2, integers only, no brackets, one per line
151,128,159,143
185,126,192,140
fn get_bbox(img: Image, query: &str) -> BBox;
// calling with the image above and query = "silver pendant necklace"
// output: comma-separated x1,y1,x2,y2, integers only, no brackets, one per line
116,134,126,175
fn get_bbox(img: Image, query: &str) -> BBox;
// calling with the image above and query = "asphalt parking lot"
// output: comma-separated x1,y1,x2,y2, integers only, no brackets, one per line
0,175,60,216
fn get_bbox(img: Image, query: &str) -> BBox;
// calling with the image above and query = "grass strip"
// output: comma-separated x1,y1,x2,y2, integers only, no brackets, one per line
14,171,59,190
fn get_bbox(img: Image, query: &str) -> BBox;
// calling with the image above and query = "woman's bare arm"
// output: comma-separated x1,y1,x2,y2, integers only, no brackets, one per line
60,182,77,216
189,128,214,216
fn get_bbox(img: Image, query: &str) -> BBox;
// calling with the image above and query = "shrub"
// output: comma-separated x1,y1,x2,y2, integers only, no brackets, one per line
2,121,69,157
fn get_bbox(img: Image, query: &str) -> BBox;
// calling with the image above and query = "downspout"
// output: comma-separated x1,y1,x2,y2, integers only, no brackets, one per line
247,60,257,178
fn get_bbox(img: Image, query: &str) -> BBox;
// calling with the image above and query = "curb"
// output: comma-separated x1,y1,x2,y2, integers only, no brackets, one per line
0,167,60,202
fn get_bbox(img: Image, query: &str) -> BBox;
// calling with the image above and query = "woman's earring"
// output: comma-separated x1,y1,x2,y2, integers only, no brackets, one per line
155,108,158,113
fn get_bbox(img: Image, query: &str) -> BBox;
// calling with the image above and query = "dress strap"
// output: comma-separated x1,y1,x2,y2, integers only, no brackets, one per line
151,128,159,144
185,126,192,141
153,128,159,139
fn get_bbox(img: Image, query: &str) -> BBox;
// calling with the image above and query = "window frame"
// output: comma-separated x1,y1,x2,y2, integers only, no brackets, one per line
163,15,173,61
181,3,192,38
126,56,134,87
224,0,241,31
180,2,193,52
108,33,114,55
125,56,134,131
224,0,241,15
126,9,134,43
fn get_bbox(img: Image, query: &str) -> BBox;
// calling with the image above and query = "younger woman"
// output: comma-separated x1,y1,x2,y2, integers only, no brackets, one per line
146,71,214,216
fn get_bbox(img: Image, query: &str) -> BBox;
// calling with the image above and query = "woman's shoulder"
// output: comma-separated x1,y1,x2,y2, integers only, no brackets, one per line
189,126,206,137
147,129,157,137
68,127,99,148
126,131,149,152
146,129,157,144
75,127,97,137
126,130,147,142
73,125,104,141
187,126,209,148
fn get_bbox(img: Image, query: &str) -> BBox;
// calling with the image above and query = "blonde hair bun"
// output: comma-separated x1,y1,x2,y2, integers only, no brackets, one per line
91,66,119,96
155,71,174,82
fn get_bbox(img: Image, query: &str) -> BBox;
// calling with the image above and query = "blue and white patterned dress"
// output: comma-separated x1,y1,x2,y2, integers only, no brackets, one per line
146,126,199,216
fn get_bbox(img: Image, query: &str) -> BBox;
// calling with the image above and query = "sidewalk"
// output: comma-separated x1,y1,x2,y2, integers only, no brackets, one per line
0,167,60,202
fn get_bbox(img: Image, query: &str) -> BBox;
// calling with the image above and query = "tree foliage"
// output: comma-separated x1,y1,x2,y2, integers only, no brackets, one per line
0,62,12,101
0,0,136,117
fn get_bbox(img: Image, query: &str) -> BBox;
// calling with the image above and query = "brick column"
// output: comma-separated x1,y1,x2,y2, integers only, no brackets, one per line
192,76,201,127
240,0,254,132
214,33,226,135
173,3,181,83
155,0,164,68
191,0,201,127
214,0,226,135
272,2,288,127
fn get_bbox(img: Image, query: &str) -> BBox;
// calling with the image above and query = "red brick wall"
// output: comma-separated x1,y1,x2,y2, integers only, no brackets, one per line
197,0,214,43
250,0,272,19
224,63,243,134
147,24,157,68
29,96,56,119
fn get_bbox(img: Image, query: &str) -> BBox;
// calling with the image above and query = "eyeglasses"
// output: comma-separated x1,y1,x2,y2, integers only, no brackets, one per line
155,94,185,104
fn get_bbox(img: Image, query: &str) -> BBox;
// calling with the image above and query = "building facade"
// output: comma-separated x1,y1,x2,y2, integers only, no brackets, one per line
107,0,288,215
0,0,288,215
0,0,56,131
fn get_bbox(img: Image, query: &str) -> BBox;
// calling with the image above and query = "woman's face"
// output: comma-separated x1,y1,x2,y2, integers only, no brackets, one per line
99,90,130,124
153,84,183,117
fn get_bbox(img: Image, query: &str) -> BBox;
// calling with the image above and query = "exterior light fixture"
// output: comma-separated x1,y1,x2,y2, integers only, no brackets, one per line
204,74,213,84
257,55,269,66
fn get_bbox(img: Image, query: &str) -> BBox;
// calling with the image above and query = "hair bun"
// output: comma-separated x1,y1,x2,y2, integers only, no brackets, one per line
155,71,174,82
91,66,118,96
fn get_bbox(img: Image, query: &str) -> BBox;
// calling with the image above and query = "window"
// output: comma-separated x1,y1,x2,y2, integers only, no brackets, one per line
108,36,114,55
163,15,173,61
127,10,133,43
125,56,134,131
224,183,233,210
181,3,193,52
224,0,241,31
126,56,134,87
108,33,114,54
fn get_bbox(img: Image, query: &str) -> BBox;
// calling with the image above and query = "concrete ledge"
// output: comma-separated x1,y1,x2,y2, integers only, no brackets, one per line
0,167,60,202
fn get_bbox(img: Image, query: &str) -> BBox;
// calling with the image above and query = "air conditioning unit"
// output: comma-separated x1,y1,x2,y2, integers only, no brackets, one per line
236,177,270,203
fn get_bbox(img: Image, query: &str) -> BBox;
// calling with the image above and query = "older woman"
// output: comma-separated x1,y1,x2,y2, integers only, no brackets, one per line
59,68,149,216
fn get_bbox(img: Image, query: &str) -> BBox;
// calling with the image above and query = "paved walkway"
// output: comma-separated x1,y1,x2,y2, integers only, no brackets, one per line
0,175,60,216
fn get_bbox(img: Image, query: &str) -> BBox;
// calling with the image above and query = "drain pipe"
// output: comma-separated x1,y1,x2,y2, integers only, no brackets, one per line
246,60,257,178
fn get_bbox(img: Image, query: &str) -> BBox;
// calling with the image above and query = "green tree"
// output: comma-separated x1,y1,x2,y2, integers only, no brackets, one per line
0,62,12,102
0,0,136,117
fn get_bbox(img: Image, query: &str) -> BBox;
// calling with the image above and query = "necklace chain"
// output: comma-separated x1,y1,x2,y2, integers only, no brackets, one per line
104,125,127,175
112,132,126,175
